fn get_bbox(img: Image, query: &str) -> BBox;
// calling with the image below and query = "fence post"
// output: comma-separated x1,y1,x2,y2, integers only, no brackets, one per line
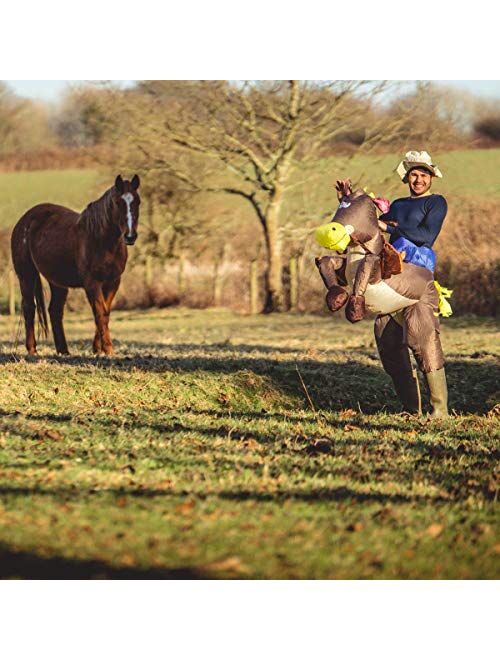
289,255,299,312
250,260,259,314
145,255,154,290
213,261,222,307
213,245,226,307
178,254,186,298
9,268,16,318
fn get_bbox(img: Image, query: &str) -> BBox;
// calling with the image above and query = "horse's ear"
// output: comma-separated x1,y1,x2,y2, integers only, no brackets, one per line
115,175,124,194
131,174,140,190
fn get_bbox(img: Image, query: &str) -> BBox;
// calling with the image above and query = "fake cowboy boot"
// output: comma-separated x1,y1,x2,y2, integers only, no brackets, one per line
425,368,449,419
391,368,422,415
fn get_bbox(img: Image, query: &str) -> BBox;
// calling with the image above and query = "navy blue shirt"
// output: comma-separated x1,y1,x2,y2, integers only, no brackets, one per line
380,194,448,248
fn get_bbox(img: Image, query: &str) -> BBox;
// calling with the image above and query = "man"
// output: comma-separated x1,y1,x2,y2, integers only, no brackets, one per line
377,150,449,417
378,150,447,274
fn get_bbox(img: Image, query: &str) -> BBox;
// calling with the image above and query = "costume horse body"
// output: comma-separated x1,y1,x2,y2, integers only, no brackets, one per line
315,185,447,416
11,175,141,356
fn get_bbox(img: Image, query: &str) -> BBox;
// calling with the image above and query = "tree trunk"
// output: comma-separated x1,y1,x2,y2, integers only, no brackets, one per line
262,193,284,313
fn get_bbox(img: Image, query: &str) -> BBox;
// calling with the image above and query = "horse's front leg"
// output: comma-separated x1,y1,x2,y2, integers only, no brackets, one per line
345,254,380,323
315,256,349,312
95,278,121,352
85,282,113,355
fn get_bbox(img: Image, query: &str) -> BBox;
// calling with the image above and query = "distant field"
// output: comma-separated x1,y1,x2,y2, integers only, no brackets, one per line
0,309,498,579
0,149,499,232
0,169,102,231
288,149,500,214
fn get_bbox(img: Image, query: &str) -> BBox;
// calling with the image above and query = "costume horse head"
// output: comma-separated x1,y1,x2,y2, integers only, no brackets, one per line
11,174,141,356
315,182,447,417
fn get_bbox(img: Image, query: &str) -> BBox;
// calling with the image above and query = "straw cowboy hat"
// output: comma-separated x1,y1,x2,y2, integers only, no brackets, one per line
396,151,443,181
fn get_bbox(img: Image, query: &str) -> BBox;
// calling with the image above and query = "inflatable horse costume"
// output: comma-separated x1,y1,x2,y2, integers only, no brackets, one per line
315,183,448,417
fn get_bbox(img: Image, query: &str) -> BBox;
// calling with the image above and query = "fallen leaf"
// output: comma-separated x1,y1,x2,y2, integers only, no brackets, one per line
339,409,357,420
244,439,260,450
425,523,444,539
39,429,63,441
175,500,196,516
204,556,249,576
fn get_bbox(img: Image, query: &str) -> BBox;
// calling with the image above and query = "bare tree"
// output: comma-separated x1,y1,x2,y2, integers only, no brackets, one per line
104,80,417,311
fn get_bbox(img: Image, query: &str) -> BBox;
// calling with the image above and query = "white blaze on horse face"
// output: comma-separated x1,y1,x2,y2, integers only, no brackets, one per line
121,193,135,235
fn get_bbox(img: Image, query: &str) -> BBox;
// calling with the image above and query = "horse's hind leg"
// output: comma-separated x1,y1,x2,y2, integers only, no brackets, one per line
48,284,69,355
19,276,37,355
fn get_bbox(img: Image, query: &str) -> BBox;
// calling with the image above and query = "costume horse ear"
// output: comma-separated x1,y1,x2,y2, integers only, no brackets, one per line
114,175,125,194
131,174,140,190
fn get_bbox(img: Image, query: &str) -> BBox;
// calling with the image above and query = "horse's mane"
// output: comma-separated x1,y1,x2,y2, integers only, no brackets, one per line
78,187,115,236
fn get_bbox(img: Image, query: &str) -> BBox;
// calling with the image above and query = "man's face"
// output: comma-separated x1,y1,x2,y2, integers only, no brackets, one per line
408,168,433,196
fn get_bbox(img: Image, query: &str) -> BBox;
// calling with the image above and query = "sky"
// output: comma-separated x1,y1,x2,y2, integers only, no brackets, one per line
4,80,500,103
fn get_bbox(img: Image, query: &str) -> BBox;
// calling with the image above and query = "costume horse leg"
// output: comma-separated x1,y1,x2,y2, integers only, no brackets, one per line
375,279,447,417
374,313,421,414
402,281,448,418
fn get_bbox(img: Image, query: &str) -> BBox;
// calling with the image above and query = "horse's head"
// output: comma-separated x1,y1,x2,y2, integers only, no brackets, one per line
113,174,141,246
316,189,383,255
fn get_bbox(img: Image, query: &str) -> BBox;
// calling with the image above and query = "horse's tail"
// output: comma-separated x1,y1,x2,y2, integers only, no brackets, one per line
33,270,49,338
11,213,49,339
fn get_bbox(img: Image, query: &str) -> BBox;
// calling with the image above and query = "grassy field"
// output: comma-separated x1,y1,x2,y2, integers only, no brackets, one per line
0,169,103,230
0,308,498,579
0,149,499,233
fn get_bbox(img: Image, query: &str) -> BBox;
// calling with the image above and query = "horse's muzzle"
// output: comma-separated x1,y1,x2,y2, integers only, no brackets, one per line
125,235,137,246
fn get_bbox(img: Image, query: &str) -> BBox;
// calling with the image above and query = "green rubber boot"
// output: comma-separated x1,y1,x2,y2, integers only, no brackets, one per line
426,368,449,418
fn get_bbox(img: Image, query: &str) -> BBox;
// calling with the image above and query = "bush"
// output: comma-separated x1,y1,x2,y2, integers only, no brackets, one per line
474,116,500,143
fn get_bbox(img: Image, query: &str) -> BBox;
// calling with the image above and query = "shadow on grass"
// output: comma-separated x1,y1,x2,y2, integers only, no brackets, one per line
0,544,209,580
0,340,498,414
0,483,451,505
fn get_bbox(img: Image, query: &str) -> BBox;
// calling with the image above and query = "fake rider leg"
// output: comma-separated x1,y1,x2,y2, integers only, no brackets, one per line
315,256,349,312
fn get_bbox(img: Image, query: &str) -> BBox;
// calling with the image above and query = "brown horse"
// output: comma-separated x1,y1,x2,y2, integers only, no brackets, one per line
11,175,141,356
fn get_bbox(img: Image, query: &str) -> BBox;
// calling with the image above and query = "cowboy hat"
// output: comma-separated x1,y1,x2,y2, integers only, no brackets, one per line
396,150,443,181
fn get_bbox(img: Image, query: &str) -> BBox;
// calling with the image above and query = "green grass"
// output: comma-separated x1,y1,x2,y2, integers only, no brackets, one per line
0,148,499,233
287,149,500,215
0,169,102,230
0,309,498,579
